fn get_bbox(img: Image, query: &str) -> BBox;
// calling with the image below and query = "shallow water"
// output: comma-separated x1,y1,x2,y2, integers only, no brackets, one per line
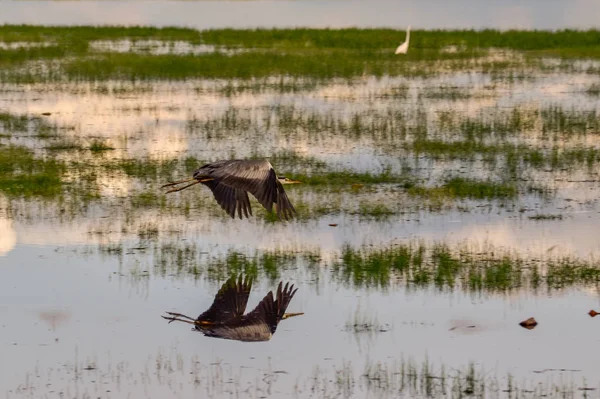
2,245,600,399
2,30,600,398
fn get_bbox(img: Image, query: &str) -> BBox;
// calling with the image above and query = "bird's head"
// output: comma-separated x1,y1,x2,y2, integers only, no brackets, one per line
278,176,302,184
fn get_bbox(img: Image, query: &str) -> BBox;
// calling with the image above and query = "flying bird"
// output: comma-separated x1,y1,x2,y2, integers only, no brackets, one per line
162,275,303,342
395,25,411,54
162,159,301,220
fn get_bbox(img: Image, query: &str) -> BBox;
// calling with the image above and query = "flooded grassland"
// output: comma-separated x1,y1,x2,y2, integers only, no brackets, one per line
2,26,600,398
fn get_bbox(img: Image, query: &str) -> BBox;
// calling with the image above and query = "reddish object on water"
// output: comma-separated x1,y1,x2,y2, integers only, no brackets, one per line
519,317,538,329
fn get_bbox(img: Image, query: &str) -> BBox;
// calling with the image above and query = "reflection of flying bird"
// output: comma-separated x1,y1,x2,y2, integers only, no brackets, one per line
395,25,411,54
162,275,304,342
162,159,301,220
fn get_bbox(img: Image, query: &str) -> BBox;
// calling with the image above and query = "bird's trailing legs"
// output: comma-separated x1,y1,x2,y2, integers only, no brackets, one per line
162,312,197,325
161,177,196,188
162,312,219,327
162,178,214,194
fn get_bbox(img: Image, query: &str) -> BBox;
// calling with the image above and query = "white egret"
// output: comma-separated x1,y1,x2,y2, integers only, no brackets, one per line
395,25,411,54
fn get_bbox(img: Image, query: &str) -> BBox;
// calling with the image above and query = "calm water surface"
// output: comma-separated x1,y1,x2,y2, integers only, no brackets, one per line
1,7,600,398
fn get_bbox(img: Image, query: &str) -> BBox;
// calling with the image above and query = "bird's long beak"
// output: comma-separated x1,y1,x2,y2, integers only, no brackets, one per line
282,312,304,319
287,180,302,184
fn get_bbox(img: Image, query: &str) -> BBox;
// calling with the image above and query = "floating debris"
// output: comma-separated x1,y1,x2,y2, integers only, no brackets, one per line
328,223,338,227
41,112,52,116
519,317,538,329
449,325,476,331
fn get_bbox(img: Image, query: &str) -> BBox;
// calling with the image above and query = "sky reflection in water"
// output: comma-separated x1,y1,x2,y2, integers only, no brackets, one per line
2,11,600,397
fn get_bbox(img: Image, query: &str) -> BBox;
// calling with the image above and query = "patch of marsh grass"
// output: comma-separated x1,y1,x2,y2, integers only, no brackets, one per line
435,106,600,140
200,28,600,53
0,144,64,197
528,214,563,221
0,25,201,44
89,140,115,153
584,83,600,96
0,112,29,133
3,27,600,82
420,85,472,100
102,237,600,293
410,139,600,174
55,51,453,81
215,78,320,97
152,244,316,282
44,140,84,151
335,242,600,291
356,202,396,220
0,111,63,138
407,178,517,201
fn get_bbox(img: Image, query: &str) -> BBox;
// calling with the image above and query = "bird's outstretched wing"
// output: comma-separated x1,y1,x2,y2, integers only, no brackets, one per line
243,281,298,334
274,178,296,220
195,160,296,220
197,274,253,323
201,180,253,219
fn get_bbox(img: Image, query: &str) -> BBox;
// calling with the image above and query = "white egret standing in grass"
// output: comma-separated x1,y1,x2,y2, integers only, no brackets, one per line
395,25,411,54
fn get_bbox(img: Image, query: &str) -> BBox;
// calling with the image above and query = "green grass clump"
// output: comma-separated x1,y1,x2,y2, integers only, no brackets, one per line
420,86,472,100
357,203,396,220
89,140,115,152
585,83,600,96
410,139,501,160
528,214,563,220
0,112,63,138
0,144,64,197
0,25,201,44
441,177,517,199
44,140,83,151
0,112,29,133
408,178,517,200
216,78,320,97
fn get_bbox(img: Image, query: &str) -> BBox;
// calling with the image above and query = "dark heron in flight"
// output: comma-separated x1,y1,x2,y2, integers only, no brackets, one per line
162,275,303,342
161,159,301,220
